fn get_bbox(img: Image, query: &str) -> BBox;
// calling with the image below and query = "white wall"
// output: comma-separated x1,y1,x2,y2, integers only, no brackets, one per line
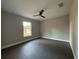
1,11,40,48
69,0,78,59
40,15,69,42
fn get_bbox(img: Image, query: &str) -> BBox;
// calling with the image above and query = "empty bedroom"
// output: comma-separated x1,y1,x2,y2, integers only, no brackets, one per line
1,0,78,59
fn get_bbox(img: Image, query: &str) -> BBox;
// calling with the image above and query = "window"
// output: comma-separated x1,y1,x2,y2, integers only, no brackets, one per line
23,21,32,37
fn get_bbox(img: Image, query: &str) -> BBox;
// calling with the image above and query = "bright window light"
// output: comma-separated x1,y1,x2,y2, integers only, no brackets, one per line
23,21,32,37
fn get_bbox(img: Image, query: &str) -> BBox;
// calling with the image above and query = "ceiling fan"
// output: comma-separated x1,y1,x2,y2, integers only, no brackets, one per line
33,2,63,18
33,9,45,18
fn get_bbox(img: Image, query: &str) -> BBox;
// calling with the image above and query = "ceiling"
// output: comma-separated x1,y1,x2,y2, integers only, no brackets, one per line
1,0,72,21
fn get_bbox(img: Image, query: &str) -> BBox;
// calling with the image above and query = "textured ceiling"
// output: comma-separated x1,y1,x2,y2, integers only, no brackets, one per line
1,0,72,21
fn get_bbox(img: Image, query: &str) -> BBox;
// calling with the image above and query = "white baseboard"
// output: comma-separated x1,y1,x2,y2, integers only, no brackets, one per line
42,37,70,43
1,37,70,49
69,42,76,59
1,37,39,49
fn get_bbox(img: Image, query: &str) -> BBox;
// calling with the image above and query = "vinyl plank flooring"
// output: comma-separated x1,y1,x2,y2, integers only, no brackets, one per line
1,39,74,59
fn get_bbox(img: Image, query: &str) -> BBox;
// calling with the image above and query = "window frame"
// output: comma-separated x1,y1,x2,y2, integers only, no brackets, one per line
23,21,32,38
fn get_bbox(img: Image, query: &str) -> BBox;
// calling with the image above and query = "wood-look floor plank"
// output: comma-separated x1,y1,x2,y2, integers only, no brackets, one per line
1,39,74,59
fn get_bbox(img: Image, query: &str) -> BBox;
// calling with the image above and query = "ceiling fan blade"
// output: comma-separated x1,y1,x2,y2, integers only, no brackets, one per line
41,15,45,18
39,10,44,15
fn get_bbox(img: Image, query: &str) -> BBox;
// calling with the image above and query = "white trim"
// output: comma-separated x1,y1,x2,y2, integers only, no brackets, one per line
42,37,70,42
1,37,70,49
69,42,76,59
1,37,39,49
